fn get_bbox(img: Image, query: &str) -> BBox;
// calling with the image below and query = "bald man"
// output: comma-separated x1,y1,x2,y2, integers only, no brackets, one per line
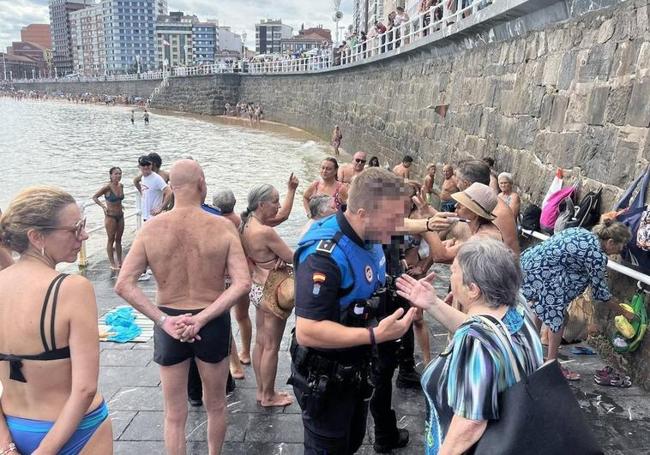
115,159,251,455
338,151,367,184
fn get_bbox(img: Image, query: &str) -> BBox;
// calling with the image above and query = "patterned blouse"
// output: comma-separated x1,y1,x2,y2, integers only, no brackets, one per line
421,306,543,455
521,227,611,332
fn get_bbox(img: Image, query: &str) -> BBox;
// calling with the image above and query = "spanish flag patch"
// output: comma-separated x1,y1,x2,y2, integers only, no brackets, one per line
312,272,326,283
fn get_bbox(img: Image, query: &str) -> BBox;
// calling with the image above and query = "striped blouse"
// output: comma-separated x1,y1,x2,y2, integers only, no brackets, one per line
421,305,543,454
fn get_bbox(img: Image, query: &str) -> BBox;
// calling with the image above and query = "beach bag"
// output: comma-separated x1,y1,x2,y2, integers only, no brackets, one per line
469,316,603,455
636,209,650,250
570,188,603,229
554,197,575,233
542,168,564,209
615,166,650,269
564,292,596,343
540,186,576,231
520,204,542,231
611,291,648,353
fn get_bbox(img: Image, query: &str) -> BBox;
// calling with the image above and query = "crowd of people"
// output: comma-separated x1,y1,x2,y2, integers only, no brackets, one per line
0,139,633,455
224,102,264,126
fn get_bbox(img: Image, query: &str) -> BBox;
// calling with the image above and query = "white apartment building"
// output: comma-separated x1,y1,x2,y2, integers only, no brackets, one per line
69,3,106,75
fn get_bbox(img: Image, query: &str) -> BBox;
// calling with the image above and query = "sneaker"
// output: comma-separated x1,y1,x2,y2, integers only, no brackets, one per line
396,369,422,389
374,429,410,453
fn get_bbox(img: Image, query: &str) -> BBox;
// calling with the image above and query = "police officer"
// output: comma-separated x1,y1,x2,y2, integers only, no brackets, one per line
289,168,417,454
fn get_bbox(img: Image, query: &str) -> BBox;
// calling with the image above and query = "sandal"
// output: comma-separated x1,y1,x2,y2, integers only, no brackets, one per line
561,366,581,381
594,372,632,388
570,346,596,355
594,366,630,383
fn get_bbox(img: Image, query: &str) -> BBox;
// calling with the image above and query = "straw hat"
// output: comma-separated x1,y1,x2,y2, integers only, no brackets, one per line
262,267,295,320
451,182,497,220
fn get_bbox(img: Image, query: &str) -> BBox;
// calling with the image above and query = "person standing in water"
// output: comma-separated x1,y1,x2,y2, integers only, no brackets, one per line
144,109,150,125
130,110,135,124
331,125,343,156
92,167,125,271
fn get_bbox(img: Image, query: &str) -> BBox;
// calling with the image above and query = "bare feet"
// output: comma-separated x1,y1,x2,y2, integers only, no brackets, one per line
260,392,294,407
256,390,291,403
230,366,245,380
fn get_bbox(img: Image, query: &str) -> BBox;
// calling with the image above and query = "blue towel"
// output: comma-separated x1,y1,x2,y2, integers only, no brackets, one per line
104,307,142,343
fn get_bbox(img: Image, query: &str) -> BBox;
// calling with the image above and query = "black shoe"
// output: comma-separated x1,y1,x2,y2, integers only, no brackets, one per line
188,397,202,407
226,373,236,394
374,429,410,453
396,369,421,389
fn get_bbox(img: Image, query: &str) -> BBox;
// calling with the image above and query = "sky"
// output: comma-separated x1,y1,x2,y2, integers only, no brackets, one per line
0,0,354,52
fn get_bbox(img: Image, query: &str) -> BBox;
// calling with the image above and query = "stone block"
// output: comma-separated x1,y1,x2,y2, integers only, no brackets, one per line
549,95,570,132
625,77,650,127
540,93,554,129
605,84,633,126
638,42,650,70
597,19,616,44
566,91,589,126
558,50,578,90
587,86,610,126
577,44,615,82
609,41,639,78
542,53,562,87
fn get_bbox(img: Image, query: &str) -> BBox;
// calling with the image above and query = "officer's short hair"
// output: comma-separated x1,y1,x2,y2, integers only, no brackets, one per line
309,195,333,219
347,168,406,213
456,160,491,186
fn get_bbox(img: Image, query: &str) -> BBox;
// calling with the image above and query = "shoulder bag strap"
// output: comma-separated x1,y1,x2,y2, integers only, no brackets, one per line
631,165,650,210
476,315,523,383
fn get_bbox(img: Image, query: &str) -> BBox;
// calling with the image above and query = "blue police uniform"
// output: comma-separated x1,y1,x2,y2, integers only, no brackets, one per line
289,211,386,454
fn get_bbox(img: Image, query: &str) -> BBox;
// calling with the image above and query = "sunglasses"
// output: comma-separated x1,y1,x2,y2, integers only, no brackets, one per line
355,159,367,164
41,218,87,240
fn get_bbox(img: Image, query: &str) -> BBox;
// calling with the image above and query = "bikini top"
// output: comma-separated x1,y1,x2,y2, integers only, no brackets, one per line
0,274,71,383
313,180,344,209
105,186,124,203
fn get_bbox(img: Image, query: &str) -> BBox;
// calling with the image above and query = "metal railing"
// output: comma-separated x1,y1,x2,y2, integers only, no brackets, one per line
521,228,650,286
77,189,142,268
10,0,495,83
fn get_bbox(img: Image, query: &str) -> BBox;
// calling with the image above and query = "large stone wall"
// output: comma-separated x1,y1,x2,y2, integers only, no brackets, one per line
15,79,160,98
238,0,650,210
150,74,240,115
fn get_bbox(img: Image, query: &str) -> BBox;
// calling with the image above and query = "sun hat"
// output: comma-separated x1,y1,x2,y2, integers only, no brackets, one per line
261,267,295,320
451,182,497,220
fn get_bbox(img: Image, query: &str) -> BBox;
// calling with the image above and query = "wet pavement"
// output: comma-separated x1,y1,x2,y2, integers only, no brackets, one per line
85,262,650,454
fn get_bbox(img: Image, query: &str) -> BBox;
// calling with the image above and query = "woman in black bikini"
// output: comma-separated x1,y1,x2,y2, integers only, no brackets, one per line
92,167,124,271
0,187,112,454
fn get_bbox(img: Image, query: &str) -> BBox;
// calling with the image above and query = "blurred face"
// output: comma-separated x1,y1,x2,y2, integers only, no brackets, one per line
455,203,477,222
363,196,407,243
139,162,152,176
498,179,512,194
42,203,89,264
449,259,469,308
320,161,337,180
403,161,412,168
428,166,436,177
353,152,367,171
602,239,626,255
260,189,281,218
110,169,122,183
455,170,470,191
444,166,453,179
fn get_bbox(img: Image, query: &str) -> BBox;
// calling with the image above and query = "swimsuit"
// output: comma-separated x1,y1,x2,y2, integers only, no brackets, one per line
153,306,231,365
313,180,345,210
0,274,71,383
7,402,109,455
247,255,276,309
1,274,109,454
105,186,124,221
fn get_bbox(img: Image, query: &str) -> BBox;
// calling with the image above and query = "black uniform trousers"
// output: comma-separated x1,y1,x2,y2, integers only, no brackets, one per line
370,339,401,445
291,362,370,455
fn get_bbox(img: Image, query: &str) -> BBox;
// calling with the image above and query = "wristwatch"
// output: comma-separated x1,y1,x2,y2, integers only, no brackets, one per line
156,314,167,327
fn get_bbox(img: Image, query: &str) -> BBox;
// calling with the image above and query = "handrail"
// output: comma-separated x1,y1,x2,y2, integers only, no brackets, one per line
8,0,494,81
77,189,142,268
521,228,650,286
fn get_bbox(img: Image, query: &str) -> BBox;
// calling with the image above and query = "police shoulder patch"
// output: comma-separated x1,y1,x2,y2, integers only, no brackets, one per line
316,239,336,255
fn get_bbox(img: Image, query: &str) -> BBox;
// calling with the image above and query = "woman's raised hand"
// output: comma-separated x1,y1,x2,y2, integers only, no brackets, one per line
396,272,437,311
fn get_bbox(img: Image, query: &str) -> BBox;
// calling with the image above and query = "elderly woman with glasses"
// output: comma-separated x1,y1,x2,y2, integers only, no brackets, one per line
0,187,112,455
396,239,543,454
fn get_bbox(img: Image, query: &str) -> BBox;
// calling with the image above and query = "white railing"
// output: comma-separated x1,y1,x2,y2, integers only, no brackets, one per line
521,228,650,286
77,189,142,268
9,0,495,83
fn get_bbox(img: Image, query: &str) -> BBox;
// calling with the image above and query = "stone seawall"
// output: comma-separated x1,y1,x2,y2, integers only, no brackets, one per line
15,79,160,99
238,0,650,211
150,74,240,115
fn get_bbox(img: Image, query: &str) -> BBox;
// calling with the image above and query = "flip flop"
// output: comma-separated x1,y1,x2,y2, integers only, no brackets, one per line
594,373,632,388
561,366,581,381
570,346,596,355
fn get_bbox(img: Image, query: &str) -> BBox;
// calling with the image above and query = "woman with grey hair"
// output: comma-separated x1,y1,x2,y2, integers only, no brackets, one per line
240,184,294,407
497,172,520,219
396,238,543,454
